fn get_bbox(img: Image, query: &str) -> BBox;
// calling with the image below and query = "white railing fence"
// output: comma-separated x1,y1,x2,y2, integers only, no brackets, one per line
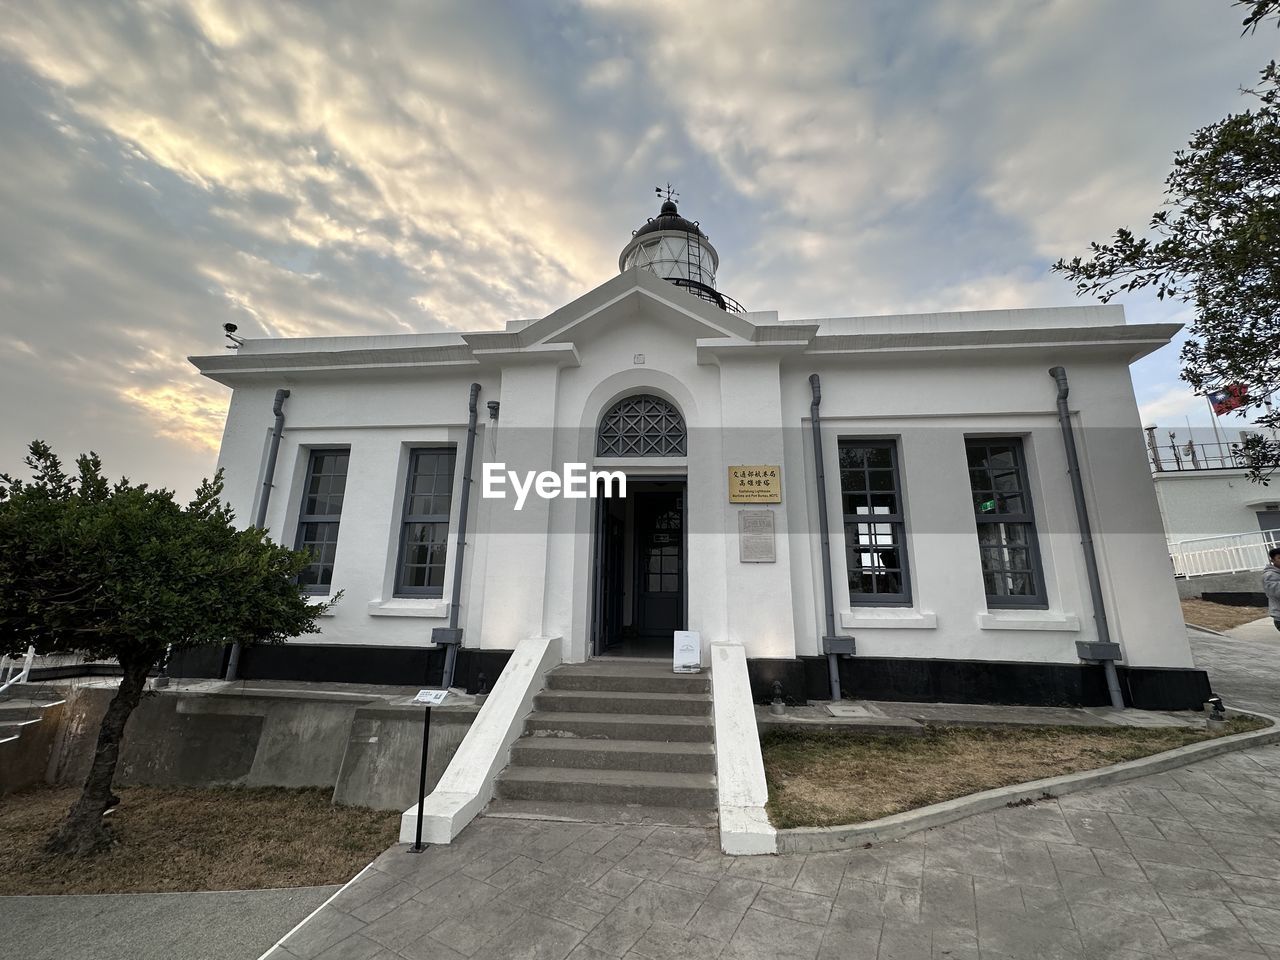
0,646,36,695
1169,528,1280,578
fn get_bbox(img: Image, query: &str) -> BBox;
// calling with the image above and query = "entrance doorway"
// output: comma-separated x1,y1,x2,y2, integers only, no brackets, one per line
591,479,686,657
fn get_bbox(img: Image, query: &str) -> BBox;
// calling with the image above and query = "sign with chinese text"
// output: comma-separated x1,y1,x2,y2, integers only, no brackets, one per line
728,465,781,503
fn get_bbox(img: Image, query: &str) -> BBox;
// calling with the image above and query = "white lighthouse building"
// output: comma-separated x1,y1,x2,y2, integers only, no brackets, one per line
187,195,1202,712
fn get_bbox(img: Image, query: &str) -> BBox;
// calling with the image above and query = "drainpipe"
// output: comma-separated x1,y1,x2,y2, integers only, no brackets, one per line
1049,367,1125,710
432,383,481,690
227,388,290,682
809,375,852,701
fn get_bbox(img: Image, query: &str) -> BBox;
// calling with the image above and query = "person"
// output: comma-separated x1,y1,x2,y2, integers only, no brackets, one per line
1266,547,1280,632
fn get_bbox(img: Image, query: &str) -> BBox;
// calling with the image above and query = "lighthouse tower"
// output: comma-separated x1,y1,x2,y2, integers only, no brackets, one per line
618,190,745,314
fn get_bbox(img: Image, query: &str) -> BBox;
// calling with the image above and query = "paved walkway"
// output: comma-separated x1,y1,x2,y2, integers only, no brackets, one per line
263,627,1280,960
267,743,1280,960
1194,618,1280,716
0,886,337,960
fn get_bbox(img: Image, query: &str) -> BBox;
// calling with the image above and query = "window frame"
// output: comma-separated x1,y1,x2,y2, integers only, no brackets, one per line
965,435,1048,609
837,438,912,607
294,447,350,597
393,446,458,599
596,394,687,458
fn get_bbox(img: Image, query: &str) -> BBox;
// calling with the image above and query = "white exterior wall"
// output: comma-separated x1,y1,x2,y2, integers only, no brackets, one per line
218,374,499,649
778,354,1188,669
1153,470,1280,543
198,272,1194,672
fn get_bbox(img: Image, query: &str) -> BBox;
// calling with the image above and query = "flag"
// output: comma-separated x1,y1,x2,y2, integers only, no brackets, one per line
1208,383,1249,416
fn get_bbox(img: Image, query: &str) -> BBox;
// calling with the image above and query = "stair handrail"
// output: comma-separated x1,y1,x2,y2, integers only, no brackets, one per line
0,645,36,696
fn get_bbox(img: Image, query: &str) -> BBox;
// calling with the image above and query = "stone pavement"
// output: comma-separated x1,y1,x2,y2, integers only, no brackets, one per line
0,885,338,960
267,736,1280,960
1194,619,1280,716
261,626,1280,960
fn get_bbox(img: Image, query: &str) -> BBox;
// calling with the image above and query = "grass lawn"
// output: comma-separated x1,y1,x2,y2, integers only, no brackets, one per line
0,784,400,895
1181,597,1269,632
762,717,1269,830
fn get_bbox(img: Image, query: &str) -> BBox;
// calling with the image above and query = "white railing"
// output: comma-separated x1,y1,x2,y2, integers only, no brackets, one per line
1169,529,1280,578
0,646,36,695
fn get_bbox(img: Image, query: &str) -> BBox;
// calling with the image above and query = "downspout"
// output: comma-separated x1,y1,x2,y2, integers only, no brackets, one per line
1049,367,1125,710
432,383,481,690
809,375,847,701
227,388,290,682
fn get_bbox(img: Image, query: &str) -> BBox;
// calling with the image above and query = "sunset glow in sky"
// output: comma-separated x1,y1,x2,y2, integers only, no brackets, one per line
0,1,1272,494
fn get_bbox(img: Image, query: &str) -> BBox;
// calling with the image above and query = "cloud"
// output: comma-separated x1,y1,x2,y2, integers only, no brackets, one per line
1139,384,1206,426
0,0,1268,493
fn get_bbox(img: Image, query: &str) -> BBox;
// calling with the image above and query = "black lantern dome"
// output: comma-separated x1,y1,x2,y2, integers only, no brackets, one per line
618,194,745,314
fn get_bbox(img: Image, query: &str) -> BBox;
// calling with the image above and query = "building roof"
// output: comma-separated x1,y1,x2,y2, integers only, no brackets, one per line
188,268,1181,387
632,200,706,240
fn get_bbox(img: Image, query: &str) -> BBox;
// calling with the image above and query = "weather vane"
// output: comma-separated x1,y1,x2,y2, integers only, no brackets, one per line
655,183,679,203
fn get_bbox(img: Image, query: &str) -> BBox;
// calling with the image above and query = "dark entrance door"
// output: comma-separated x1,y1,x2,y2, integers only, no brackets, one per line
634,489,684,641
592,479,686,657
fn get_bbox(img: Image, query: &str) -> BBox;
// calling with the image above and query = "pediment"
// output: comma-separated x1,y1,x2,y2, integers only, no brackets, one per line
461,268,761,353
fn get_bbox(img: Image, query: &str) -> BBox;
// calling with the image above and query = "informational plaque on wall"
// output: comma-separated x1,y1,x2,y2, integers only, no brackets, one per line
738,510,777,563
728,465,781,503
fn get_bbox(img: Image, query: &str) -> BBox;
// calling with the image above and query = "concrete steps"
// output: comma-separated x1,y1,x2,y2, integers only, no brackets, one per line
533,689,711,716
489,659,717,826
548,662,710,695
0,686,66,787
511,737,715,773
526,711,714,742
485,798,718,828
498,766,717,807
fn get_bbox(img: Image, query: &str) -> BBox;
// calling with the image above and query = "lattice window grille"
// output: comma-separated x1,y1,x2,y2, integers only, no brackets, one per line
596,394,686,457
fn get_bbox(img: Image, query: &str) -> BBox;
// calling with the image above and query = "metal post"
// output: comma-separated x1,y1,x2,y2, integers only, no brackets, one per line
809,375,852,700
1144,425,1161,471
434,382,481,691
411,704,432,853
1050,367,1124,710
228,388,291,682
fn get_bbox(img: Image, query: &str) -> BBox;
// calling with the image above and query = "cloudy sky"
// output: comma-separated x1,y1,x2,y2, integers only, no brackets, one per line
0,0,1272,494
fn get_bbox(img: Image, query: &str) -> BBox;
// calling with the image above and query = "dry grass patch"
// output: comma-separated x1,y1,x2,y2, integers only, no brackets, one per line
1181,598,1269,632
0,784,400,895
763,717,1268,829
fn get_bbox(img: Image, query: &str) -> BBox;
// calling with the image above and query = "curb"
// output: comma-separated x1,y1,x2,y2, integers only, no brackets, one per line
1185,624,1230,639
775,712,1280,855
255,863,375,960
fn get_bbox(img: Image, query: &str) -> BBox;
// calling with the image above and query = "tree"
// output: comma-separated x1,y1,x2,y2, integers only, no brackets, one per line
0,441,330,856
1053,60,1280,483
1237,0,1280,33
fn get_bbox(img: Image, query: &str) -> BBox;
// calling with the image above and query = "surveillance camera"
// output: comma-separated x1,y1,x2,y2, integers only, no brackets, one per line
223,322,238,334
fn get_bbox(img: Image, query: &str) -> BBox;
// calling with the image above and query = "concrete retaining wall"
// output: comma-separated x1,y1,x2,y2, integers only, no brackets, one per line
1176,570,1268,599
17,683,477,811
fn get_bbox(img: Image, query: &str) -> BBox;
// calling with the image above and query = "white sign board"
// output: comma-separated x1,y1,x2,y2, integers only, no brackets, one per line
673,631,702,674
738,510,776,563
413,689,448,706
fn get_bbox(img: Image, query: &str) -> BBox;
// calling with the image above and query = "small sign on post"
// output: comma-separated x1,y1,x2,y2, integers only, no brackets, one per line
410,688,447,854
674,630,702,674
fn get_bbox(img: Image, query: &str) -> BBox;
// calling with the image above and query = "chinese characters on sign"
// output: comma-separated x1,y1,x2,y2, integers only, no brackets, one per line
728,465,781,503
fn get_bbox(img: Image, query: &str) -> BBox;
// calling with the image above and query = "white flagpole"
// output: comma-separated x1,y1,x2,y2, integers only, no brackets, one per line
1206,393,1227,457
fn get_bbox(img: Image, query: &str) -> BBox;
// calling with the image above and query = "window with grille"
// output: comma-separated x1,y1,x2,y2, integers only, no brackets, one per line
966,437,1047,607
295,449,348,595
395,447,457,597
839,440,911,605
596,394,686,457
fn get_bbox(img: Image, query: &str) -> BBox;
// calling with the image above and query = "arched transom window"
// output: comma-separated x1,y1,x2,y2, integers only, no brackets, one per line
596,394,687,457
